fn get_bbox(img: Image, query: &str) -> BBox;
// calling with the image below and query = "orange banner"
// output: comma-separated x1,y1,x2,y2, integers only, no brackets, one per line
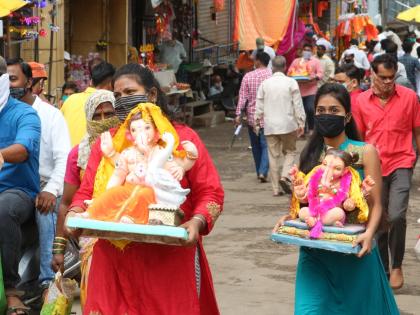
234,0,296,51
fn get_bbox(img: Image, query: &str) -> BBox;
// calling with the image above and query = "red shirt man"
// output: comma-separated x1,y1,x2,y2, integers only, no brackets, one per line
352,54,420,290
353,81,420,176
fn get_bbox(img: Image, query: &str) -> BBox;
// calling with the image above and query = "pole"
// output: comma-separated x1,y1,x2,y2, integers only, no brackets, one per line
47,2,56,99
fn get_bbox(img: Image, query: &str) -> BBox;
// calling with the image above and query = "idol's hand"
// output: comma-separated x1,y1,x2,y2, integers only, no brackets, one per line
343,198,356,211
181,141,198,159
101,131,115,157
168,165,185,181
353,231,374,258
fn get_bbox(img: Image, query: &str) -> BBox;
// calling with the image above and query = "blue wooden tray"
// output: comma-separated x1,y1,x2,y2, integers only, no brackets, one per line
271,233,361,254
284,219,366,235
66,217,188,246
290,76,310,81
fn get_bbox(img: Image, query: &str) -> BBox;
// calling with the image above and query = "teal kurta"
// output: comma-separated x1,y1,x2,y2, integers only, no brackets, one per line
295,139,400,315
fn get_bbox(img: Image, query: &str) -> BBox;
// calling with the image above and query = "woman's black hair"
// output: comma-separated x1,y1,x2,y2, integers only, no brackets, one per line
112,63,171,119
299,83,361,174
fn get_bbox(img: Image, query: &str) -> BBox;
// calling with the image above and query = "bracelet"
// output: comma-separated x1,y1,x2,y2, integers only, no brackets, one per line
52,248,65,255
54,236,67,244
186,151,198,161
192,215,206,227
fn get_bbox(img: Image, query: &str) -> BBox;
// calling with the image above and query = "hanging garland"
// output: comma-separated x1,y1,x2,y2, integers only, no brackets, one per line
8,0,60,41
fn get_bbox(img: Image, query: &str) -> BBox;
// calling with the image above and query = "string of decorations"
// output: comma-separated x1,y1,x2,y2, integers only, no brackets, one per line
8,0,60,41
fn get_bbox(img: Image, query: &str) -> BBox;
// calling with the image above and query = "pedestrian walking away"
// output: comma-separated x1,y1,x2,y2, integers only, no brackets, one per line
235,52,272,182
255,56,305,196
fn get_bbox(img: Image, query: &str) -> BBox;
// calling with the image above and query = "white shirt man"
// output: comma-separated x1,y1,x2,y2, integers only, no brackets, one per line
252,38,276,69
255,56,306,196
340,43,370,70
33,96,71,196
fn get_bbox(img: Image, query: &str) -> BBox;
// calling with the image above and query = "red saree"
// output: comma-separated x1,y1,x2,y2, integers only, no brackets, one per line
70,123,224,315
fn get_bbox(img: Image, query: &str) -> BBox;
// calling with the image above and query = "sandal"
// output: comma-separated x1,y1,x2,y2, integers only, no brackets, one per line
6,306,30,315
6,290,30,315
279,177,292,194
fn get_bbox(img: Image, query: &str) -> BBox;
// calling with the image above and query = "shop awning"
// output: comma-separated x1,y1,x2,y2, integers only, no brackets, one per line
234,0,296,51
397,5,420,23
0,0,27,18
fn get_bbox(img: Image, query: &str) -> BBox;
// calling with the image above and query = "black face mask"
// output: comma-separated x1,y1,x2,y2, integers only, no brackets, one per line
10,87,27,100
314,114,346,138
114,94,149,121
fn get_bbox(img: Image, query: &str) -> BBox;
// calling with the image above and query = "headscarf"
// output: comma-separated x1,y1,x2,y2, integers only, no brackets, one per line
112,103,185,158
77,90,120,169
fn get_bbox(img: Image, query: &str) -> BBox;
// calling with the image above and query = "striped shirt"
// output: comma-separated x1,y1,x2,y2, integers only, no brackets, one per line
236,67,272,128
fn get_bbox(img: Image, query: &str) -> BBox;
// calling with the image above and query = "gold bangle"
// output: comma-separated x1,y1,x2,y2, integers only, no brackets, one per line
54,237,67,244
54,236,67,241
186,151,198,161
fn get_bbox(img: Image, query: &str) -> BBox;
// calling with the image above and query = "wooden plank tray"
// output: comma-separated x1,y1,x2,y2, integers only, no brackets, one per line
66,217,188,246
271,219,368,254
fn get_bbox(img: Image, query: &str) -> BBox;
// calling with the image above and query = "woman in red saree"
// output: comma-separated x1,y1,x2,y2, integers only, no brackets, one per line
67,64,224,315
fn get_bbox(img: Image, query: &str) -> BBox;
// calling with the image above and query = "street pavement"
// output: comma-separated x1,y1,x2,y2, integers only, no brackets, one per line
72,121,420,314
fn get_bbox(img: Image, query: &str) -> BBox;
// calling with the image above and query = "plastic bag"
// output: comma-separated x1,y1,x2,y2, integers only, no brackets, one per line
415,237,420,261
0,257,6,315
40,272,78,315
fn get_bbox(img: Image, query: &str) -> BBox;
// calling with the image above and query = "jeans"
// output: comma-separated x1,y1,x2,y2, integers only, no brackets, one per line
36,196,60,285
0,189,34,289
378,168,413,274
302,95,315,131
247,126,269,177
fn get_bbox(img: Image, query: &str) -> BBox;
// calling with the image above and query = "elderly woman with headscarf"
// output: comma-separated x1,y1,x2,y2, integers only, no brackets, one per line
50,90,120,300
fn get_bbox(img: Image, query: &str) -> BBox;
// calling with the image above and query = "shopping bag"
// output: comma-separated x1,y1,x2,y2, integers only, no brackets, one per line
0,257,6,315
40,272,78,315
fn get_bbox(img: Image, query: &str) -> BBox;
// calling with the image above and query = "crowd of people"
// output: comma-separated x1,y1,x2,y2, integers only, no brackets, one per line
0,54,223,314
0,23,419,315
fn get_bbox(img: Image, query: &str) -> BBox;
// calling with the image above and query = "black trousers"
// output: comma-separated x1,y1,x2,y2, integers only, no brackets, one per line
0,189,34,289
378,168,413,274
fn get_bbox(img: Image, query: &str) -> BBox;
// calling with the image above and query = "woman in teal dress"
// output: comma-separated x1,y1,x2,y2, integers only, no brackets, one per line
275,83,400,314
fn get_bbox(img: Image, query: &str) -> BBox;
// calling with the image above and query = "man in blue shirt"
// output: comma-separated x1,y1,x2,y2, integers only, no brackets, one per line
399,40,420,93
0,56,41,313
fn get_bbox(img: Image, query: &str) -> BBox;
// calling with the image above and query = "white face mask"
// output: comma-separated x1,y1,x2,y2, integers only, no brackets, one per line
0,73,10,113
302,51,312,60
